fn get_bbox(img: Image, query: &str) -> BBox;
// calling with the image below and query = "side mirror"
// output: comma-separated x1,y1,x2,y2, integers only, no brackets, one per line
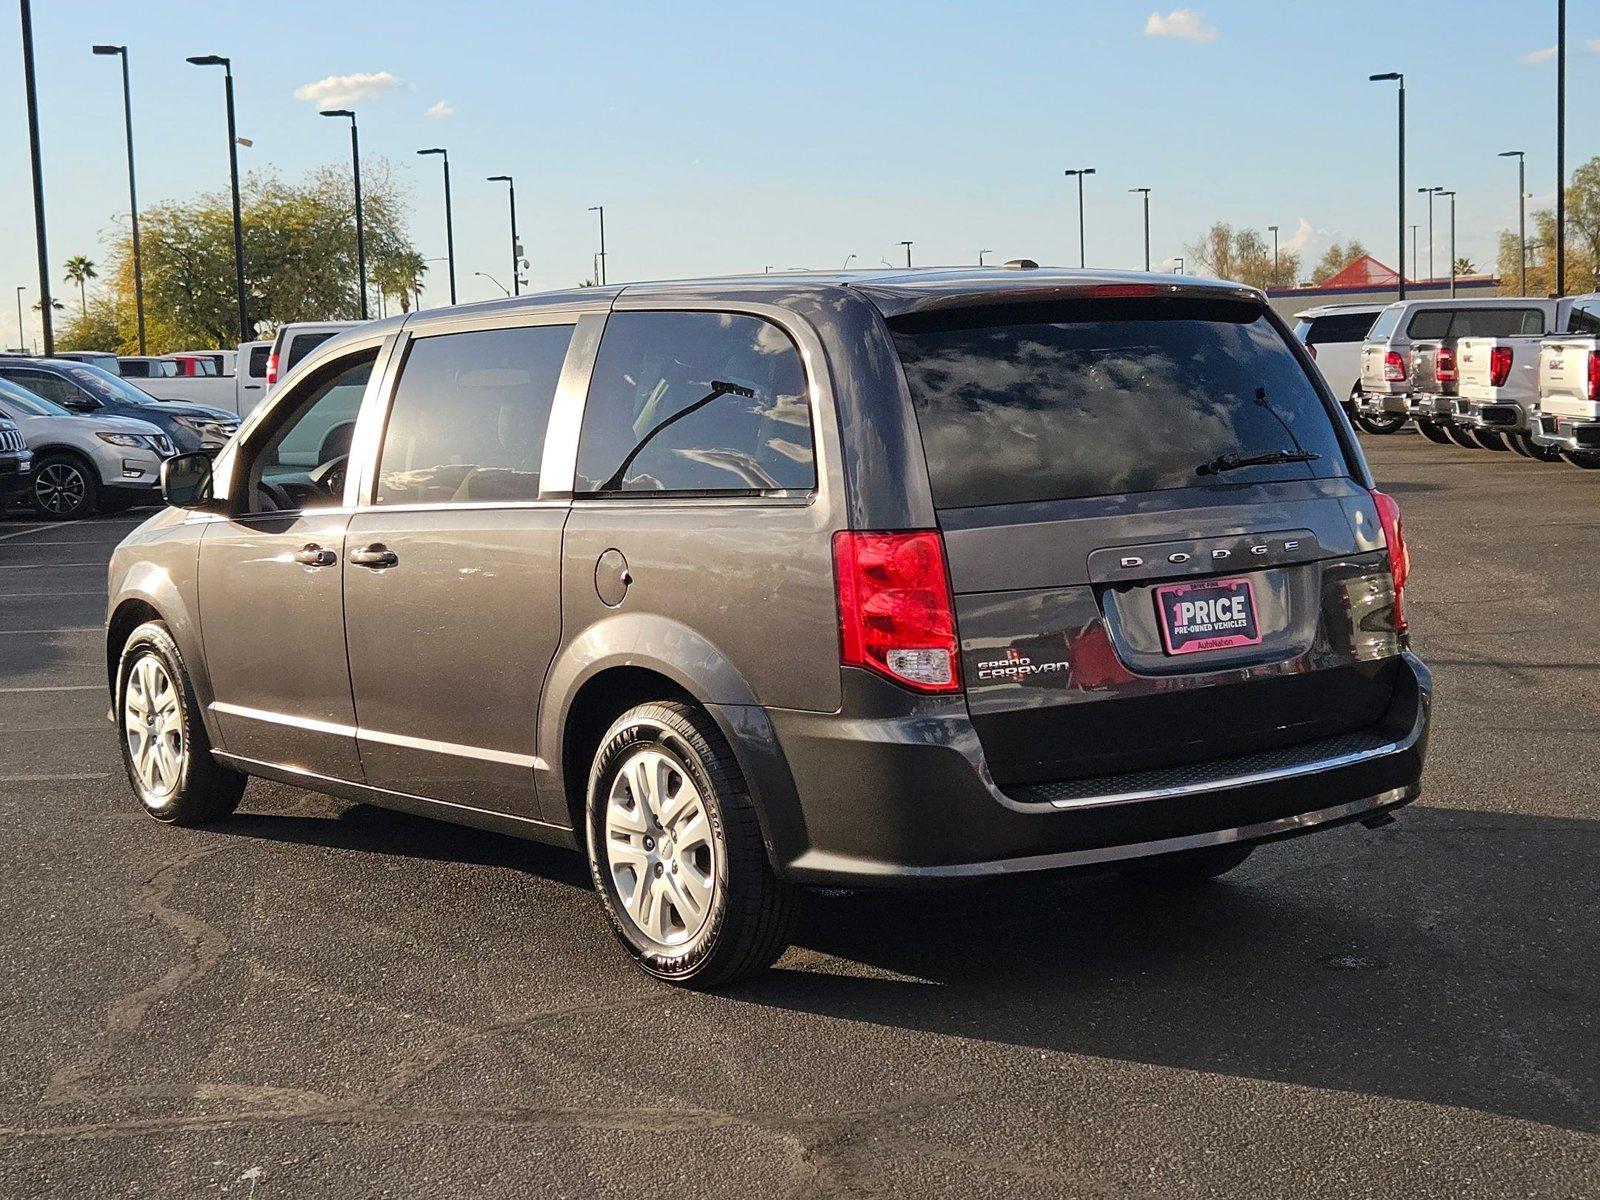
63,397,97,413
160,452,217,510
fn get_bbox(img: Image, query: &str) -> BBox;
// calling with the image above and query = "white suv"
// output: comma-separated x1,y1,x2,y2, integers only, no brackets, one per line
0,375,172,518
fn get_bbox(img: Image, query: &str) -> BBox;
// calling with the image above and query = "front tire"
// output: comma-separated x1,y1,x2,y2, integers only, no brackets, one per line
116,620,245,824
1355,413,1408,435
586,701,796,988
1119,843,1254,885
29,453,98,519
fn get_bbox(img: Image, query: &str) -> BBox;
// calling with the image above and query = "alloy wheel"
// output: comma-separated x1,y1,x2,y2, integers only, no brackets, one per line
35,461,87,515
124,654,184,800
603,745,719,948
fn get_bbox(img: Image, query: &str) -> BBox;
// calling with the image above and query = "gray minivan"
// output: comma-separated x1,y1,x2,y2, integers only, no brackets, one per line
106,268,1430,987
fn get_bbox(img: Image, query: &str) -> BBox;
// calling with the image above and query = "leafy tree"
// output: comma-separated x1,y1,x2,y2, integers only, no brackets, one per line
1310,240,1370,285
1452,256,1476,276
59,161,422,353
63,255,97,316
1498,155,1600,295
374,248,428,314
1183,222,1300,289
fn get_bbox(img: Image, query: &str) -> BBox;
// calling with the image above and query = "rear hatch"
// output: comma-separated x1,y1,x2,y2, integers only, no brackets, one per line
1409,340,1454,397
1538,337,1599,419
889,292,1404,788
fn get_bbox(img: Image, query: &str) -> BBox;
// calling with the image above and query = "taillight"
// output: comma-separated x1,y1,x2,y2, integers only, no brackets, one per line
832,530,961,693
1305,342,1318,360
1489,345,1514,388
266,353,279,385
1383,349,1407,382
1435,345,1456,383
1588,352,1600,401
1369,490,1409,634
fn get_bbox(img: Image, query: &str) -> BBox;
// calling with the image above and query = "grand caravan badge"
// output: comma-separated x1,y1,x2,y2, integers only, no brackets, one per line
1154,576,1262,656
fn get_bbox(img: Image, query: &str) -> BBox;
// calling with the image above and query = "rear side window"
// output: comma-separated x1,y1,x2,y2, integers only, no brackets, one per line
374,323,574,506
1405,310,1452,340
119,361,148,378
575,311,815,494
248,346,270,377
1305,312,1378,345
891,298,1350,510
287,332,338,370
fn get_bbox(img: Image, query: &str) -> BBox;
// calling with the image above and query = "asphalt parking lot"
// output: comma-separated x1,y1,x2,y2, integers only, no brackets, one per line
0,433,1595,1199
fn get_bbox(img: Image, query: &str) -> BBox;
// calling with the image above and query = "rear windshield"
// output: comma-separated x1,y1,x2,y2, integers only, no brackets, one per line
1406,307,1545,339
287,332,338,370
1366,304,1404,342
891,298,1350,509
1302,311,1380,345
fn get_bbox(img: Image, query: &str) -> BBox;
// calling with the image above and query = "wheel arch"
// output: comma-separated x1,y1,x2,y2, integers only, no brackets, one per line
105,568,223,748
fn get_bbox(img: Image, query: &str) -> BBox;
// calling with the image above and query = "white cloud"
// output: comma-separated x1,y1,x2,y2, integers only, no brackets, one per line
1521,45,1557,65
293,70,404,109
1144,8,1217,43
1281,217,1319,257
424,100,454,120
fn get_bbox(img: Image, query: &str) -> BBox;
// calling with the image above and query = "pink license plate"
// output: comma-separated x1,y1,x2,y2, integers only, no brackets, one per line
1154,576,1262,656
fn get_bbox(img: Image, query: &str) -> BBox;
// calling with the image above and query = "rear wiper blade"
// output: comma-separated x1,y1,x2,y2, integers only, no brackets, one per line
1196,449,1320,476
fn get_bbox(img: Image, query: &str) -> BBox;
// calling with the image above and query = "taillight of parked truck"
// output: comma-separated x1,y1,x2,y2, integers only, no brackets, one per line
1490,346,1514,387
1370,490,1410,634
1435,345,1456,382
265,354,279,385
833,530,961,694
1589,352,1600,401
1383,350,1407,382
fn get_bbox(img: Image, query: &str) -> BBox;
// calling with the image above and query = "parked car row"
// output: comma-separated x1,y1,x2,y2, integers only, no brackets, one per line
1296,294,1600,468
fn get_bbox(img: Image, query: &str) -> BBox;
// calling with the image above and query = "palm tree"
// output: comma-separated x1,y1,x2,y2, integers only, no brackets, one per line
1453,256,1477,277
63,255,97,316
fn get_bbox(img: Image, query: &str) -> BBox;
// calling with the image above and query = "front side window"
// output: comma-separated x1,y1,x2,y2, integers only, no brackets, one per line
575,311,815,494
57,363,161,408
892,297,1350,510
1307,312,1379,345
374,323,573,506
245,352,375,513
0,368,95,410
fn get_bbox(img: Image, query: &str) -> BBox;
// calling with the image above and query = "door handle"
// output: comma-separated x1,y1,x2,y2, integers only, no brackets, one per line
349,544,399,569
292,543,337,567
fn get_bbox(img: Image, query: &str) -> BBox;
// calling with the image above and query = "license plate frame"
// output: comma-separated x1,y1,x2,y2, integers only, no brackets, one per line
1154,575,1263,656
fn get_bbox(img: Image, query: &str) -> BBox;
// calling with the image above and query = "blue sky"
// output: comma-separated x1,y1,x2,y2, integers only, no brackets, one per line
3,1,1595,348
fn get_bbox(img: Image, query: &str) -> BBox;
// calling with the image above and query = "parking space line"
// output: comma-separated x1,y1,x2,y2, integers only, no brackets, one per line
0,684,104,693
0,773,112,783
0,525,50,542
0,563,105,570
0,590,106,598
0,628,101,635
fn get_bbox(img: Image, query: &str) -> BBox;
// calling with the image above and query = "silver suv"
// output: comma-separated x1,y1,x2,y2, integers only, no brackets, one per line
107,268,1430,987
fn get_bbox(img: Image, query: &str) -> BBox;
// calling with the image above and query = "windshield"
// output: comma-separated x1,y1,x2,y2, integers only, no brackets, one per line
57,362,161,407
1365,304,1404,342
0,379,69,416
890,297,1351,509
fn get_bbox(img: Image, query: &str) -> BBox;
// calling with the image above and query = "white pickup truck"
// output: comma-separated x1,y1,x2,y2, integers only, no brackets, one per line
125,340,271,418
1455,294,1600,461
1533,323,1600,468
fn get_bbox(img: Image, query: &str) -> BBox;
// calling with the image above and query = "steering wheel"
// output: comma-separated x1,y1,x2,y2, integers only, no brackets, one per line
257,479,295,513
309,454,349,500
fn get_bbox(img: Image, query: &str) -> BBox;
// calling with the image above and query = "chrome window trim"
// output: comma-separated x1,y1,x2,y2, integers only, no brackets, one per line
211,701,546,770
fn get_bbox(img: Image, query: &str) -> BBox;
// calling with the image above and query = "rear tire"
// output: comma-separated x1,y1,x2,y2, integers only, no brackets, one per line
1507,432,1534,458
1519,434,1565,463
1416,418,1453,445
585,700,797,989
1119,843,1254,885
1559,450,1600,469
116,620,246,825
29,452,98,519
1355,413,1408,435
1472,429,1510,452
1445,424,1480,449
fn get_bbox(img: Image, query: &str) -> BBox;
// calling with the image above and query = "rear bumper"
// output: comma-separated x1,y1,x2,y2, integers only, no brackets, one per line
1355,389,1412,417
1532,414,1600,453
747,653,1431,886
0,451,33,499
1404,391,1457,419
1456,397,1533,432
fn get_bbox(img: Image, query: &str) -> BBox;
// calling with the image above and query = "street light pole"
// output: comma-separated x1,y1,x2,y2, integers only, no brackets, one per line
1409,223,1419,285
1499,150,1528,295
474,271,509,297
21,0,54,355
1064,168,1095,267
1557,0,1567,295
187,55,250,341
417,149,456,304
1418,187,1438,284
1131,189,1152,271
1440,190,1458,297
93,44,145,352
321,110,367,319
489,176,520,295
15,287,26,354
899,240,913,267
977,249,992,266
1173,257,1184,275
588,206,606,285
1268,223,1280,285
1369,72,1406,299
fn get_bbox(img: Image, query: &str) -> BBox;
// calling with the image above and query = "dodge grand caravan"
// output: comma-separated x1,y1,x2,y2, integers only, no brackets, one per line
106,268,1430,988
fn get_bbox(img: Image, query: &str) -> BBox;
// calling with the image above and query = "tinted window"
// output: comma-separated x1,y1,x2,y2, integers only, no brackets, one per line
891,298,1350,509
119,361,149,377
1405,309,1452,340
1451,308,1544,337
0,368,93,409
1306,312,1379,345
287,332,338,370
575,311,815,493
374,324,573,506
57,363,161,407
1366,304,1404,341
252,355,374,506
248,346,271,377
0,378,68,416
